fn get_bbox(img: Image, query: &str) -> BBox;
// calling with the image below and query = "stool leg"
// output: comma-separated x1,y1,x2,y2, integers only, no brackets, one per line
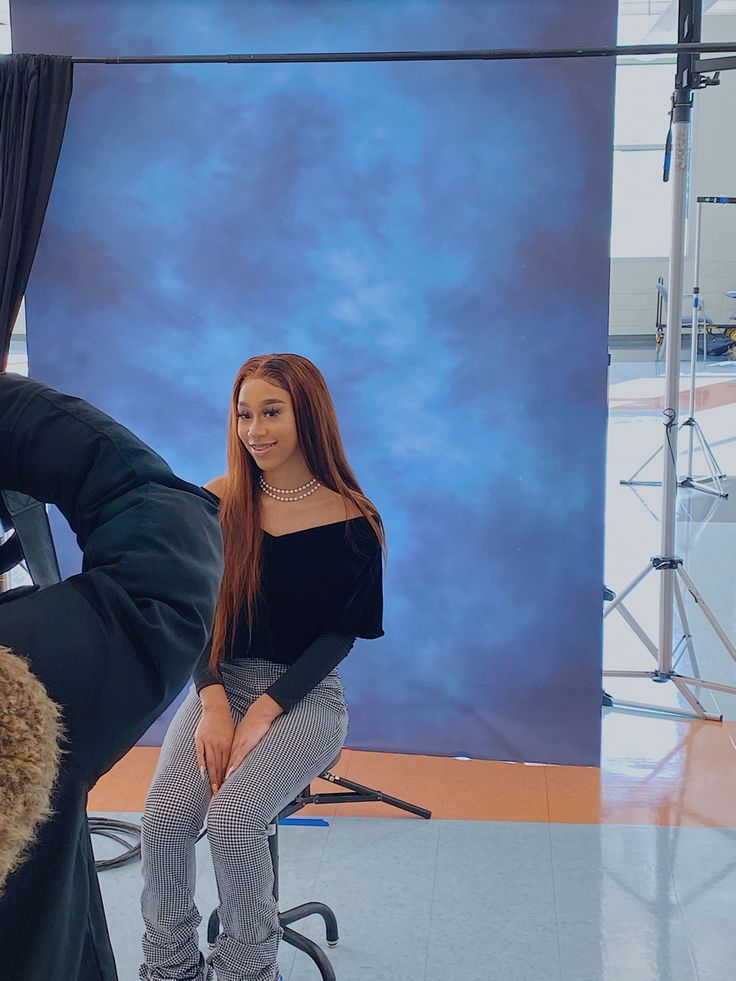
268,820,279,902
207,908,221,948
271,812,339,978
281,926,337,981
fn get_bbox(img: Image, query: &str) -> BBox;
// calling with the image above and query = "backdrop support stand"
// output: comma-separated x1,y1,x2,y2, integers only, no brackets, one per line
605,0,736,720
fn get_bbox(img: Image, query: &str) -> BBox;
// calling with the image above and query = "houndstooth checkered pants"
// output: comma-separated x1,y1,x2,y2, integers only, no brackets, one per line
139,658,349,981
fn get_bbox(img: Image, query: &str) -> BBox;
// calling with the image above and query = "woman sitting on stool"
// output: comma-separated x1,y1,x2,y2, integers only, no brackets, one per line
140,353,385,981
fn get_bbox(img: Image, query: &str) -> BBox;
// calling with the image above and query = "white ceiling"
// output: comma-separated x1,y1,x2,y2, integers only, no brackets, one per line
620,1,736,15
618,0,736,45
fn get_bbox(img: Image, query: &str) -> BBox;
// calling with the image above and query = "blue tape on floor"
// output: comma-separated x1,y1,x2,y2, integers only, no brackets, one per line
279,818,330,827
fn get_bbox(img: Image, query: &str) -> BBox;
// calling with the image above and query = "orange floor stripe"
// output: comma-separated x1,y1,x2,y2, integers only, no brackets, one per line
87,714,736,826
610,379,736,414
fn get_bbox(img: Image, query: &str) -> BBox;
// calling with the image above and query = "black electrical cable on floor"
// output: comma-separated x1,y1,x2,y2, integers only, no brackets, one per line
88,817,141,871
89,817,210,870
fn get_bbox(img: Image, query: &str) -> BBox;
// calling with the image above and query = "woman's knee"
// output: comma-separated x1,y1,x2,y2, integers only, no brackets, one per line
206,789,272,853
142,773,205,844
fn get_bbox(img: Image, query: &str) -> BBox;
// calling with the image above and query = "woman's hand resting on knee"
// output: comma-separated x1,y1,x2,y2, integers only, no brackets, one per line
196,685,234,796
224,694,283,781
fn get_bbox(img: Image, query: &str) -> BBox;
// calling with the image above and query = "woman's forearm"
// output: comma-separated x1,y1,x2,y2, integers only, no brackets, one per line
199,683,229,713
249,693,284,722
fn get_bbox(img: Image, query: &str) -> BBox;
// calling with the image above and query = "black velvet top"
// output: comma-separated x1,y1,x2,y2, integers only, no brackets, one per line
193,515,384,710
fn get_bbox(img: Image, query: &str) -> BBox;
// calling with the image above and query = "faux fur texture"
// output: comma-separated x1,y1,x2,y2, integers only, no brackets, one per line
0,644,64,894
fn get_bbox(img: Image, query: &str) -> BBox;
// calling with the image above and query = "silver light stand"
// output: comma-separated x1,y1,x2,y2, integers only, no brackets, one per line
619,197,728,495
605,2,736,719
619,213,729,496
679,194,736,497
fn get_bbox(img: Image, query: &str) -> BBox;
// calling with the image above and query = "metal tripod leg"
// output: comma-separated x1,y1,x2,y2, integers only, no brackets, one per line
620,443,666,488
694,421,727,480
677,564,736,667
679,418,728,498
669,675,709,718
616,603,659,658
603,563,656,619
672,575,700,679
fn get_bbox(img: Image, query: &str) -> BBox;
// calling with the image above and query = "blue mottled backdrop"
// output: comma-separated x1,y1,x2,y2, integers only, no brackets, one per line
12,0,615,765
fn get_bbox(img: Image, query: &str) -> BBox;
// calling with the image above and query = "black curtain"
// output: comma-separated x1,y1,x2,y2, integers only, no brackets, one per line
0,54,72,371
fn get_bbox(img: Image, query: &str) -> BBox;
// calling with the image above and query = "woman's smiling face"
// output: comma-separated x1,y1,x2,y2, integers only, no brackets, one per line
236,377,300,472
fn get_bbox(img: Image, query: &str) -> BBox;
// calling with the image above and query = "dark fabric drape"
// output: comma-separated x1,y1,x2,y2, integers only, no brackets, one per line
0,54,72,371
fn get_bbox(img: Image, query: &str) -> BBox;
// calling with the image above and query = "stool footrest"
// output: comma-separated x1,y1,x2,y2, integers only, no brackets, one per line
300,773,433,819
281,900,338,943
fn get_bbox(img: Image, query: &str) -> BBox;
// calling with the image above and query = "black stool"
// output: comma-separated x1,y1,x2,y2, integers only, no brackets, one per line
205,753,431,979
206,755,343,981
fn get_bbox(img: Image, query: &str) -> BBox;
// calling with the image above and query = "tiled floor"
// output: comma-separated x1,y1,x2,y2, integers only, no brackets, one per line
15,333,736,978
92,814,736,980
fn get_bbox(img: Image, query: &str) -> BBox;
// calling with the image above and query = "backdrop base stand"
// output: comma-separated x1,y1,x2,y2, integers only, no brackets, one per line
603,675,723,721
604,556,736,722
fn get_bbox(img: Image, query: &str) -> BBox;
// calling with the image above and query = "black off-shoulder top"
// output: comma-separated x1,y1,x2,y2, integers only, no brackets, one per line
193,515,384,710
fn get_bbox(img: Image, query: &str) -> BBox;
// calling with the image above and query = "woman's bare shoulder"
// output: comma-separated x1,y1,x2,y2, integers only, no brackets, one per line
344,500,364,520
322,490,365,521
204,475,228,497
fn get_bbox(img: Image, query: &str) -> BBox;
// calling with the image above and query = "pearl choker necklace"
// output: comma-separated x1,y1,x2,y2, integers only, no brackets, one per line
259,474,322,502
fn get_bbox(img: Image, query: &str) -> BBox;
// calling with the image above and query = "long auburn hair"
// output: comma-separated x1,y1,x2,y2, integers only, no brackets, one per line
208,353,385,675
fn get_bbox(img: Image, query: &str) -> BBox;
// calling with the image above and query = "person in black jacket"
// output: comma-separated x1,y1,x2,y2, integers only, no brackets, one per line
0,372,223,981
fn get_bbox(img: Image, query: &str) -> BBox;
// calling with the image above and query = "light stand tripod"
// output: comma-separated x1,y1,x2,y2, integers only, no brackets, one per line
679,195,736,498
620,126,729,500
605,0,736,720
